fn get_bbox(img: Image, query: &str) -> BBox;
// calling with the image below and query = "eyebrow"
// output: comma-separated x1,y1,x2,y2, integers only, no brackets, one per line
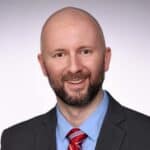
50,45,93,54
48,48,66,55
53,48,66,52
77,46,93,50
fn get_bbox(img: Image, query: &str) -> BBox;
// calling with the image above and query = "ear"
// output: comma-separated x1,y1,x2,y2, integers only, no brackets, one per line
37,53,48,76
104,47,111,72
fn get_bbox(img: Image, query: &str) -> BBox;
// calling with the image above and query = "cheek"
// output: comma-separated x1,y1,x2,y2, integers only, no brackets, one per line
84,59,104,80
45,62,64,80
46,67,64,88
49,68,62,80
44,57,68,75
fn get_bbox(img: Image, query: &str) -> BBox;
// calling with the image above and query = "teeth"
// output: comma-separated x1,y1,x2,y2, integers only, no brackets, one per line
68,79,83,84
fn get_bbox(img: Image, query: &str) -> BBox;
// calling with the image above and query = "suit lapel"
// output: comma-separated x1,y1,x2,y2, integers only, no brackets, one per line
95,92,126,150
35,108,57,150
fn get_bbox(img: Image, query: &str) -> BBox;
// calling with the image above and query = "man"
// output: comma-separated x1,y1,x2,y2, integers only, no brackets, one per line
1,7,150,150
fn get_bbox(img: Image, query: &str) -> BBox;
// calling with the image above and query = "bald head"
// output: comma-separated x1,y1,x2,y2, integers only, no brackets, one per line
40,7,106,51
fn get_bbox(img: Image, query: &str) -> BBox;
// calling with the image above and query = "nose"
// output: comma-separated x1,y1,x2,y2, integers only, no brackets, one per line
67,54,82,73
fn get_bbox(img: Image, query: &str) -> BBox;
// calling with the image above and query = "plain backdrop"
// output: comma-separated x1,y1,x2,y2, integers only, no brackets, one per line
0,0,150,136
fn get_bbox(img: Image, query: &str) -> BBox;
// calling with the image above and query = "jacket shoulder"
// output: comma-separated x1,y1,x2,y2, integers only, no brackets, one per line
107,91,150,126
4,111,50,132
122,105,150,149
107,92,150,149
1,108,56,150
124,106,150,126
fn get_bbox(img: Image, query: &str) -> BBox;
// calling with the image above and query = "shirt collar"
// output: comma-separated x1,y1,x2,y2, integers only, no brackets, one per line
56,107,72,141
56,90,109,141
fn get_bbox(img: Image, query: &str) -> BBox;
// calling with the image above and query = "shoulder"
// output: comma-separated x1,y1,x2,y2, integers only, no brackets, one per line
107,91,150,126
1,108,56,149
124,105,150,123
121,106,150,148
3,107,55,133
107,92,150,148
123,106,150,133
107,91,150,135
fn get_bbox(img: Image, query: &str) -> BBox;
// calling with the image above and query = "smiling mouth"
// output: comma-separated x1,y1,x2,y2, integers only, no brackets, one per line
65,78,88,91
67,79,85,84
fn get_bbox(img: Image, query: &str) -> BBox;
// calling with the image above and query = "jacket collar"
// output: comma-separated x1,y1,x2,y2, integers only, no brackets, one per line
95,91,126,150
36,108,57,150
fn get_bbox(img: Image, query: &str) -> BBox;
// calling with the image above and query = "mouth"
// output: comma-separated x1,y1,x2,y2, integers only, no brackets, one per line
65,78,88,91
67,79,84,84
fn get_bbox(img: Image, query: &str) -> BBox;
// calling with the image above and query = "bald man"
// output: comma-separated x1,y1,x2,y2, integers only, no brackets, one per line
1,7,150,150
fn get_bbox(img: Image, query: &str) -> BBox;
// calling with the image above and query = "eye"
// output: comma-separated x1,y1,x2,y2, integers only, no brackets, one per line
53,52,65,58
81,49,92,55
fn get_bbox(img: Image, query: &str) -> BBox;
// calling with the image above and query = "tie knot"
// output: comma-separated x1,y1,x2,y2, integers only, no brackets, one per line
66,128,87,149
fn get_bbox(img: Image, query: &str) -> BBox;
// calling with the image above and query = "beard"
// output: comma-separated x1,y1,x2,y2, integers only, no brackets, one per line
45,65,105,107
54,78,103,107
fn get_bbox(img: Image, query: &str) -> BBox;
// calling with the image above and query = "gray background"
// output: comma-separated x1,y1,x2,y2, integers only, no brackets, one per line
0,0,150,135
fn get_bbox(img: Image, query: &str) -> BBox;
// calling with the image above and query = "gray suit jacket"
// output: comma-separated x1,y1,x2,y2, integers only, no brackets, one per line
1,92,150,150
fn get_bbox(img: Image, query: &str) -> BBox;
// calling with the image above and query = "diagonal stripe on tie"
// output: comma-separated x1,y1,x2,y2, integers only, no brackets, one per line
66,128,87,150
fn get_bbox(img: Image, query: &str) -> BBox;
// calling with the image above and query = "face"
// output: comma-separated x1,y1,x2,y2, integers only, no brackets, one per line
39,18,111,107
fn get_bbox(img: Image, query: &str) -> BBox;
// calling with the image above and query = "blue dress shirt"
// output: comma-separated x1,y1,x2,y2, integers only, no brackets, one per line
56,91,109,150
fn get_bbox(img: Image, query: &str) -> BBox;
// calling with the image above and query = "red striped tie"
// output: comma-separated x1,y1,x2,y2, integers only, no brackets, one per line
66,128,87,150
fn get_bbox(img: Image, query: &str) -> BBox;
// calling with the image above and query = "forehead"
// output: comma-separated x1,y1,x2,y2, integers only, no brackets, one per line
41,8,105,51
43,23,100,51
44,10,99,34
46,16,98,36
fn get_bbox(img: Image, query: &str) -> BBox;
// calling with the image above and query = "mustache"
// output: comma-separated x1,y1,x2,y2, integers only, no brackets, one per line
62,72,90,81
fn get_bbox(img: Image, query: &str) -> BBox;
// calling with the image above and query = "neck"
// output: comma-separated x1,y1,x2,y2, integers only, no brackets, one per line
57,90,104,127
